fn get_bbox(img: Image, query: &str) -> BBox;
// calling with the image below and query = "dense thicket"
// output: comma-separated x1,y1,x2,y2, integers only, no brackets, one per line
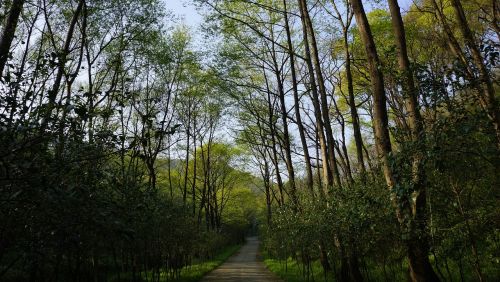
0,0,258,281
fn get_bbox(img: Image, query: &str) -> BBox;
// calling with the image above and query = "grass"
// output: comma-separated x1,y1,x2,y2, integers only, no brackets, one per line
264,258,334,282
264,255,500,282
173,244,241,282
109,244,241,282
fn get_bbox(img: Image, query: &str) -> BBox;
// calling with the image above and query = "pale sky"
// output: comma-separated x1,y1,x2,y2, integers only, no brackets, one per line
165,0,414,28
166,0,203,27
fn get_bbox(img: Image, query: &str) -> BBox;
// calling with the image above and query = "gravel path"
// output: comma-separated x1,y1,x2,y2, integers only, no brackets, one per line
201,237,283,282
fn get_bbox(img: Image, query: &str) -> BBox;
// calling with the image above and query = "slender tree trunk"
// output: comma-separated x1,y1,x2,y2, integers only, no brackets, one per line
451,182,484,281
0,0,25,76
449,0,500,149
297,0,332,190
8,3,39,130
57,2,87,156
262,156,272,224
84,20,94,144
206,135,214,229
192,120,197,216
432,0,500,150
349,0,394,187
330,0,369,183
47,0,84,103
167,135,173,199
41,0,85,132
301,0,365,278
198,140,207,225
343,29,366,176
183,119,191,204
387,1,440,281
299,0,342,189
283,0,314,193
351,0,439,280
429,0,473,76
264,66,285,205
269,36,298,206
314,130,325,196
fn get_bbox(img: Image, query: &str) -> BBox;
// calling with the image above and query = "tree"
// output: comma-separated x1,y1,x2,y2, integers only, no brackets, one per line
0,0,25,76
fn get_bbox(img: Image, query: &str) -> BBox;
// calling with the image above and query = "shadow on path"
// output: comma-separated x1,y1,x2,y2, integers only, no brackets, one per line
201,237,283,282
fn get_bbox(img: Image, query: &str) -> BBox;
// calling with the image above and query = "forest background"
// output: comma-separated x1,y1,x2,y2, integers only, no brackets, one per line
0,0,498,281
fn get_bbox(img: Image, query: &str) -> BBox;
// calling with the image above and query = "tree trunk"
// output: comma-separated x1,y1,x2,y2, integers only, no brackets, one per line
297,0,332,190
183,105,192,203
192,119,197,216
0,0,25,76
449,0,500,149
429,0,473,76
349,0,394,188
262,157,272,224
283,0,314,193
41,0,85,132
350,0,440,280
343,28,366,176
298,0,363,277
264,65,285,205
387,1,440,281
299,0,342,189
269,31,298,206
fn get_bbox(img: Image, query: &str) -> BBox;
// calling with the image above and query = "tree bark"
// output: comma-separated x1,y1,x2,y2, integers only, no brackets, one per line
298,0,363,277
449,0,500,149
264,67,285,205
387,1,440,281
0,0,25,76
41,0,85,133
299,0,342,189
192,125,197,216
343,27,366,176
297,0,332,190
429,0,473,76
283,0,314,194
269,28,298,206
349,0,395,194
183,119,191,204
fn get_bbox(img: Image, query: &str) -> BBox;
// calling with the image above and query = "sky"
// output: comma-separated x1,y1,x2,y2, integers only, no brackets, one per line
166,0,203,27
165,0,415,28
164,0,417,173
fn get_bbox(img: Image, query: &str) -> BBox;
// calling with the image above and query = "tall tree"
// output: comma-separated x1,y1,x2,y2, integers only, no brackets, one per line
0,0,25,76
330,0,366,177
387,0,440,280
282,0,314,193
298,0,342,189
296,0,332,190
449,0,500,149
350,0,440,280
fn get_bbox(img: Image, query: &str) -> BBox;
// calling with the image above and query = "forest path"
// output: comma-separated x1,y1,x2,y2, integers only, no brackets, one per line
201,236,283,282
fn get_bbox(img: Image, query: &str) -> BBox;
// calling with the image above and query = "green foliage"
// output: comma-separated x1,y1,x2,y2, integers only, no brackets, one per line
1,0,499,281
174,244,241,282
0,0,260,280
264,257,334,282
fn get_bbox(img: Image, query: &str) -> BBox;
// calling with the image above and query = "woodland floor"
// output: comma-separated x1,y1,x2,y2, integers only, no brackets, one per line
201,237,282,282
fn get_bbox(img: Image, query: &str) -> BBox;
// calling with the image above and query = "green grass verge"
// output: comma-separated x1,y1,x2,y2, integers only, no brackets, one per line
109,244,241,282
264,258,333,282
264,256,499,282
173,244,241,282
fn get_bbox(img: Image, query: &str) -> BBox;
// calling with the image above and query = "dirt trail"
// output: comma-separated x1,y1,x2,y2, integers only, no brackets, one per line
201,237,283,282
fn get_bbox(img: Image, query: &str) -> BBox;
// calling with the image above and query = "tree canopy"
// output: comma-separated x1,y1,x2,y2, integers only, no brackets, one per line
0,0,498,281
